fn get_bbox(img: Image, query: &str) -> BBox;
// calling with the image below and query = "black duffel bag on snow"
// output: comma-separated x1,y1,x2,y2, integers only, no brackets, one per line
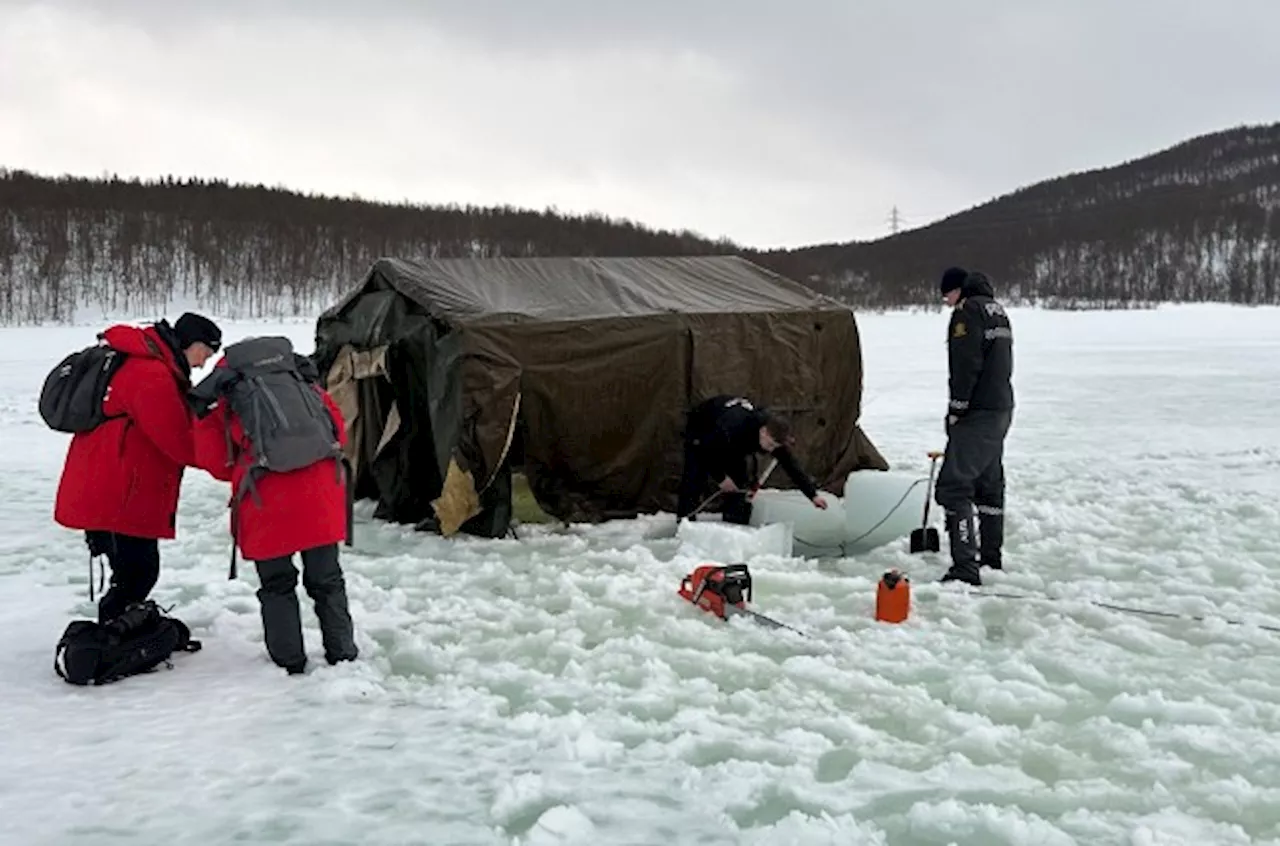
55,600,202,686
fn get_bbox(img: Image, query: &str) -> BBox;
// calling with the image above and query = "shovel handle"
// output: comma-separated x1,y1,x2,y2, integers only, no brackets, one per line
920,449,942,525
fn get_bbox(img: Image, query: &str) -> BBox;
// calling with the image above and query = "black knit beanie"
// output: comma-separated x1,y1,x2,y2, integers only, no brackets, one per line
174,312,222,351
940,267,968,295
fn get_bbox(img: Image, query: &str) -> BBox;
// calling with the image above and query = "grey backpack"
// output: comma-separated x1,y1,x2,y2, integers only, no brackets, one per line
191,336,348,576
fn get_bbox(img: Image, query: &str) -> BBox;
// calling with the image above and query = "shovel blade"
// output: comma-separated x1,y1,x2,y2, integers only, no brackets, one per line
909,527,940,553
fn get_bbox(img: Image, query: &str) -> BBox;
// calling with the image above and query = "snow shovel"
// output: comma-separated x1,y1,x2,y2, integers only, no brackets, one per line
909,450,944,553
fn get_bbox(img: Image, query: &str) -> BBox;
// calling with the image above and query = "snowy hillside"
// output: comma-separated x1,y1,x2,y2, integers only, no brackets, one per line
765,122,1280,308
1,305,1279,845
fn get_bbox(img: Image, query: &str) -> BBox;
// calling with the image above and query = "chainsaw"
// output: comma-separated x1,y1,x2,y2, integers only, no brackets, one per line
677,563,807,635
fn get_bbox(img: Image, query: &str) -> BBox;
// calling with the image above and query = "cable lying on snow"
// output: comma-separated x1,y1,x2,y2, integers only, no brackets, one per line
964,587,1280,634
675,561,1280,640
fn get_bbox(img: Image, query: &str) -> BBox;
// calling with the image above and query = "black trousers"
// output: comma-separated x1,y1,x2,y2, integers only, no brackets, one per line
934,409,1012,570
85,531,160,623
677,438,755,524
255,543,358,672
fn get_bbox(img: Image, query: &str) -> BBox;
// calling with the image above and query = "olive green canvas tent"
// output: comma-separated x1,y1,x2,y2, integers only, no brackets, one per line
312,255,889,538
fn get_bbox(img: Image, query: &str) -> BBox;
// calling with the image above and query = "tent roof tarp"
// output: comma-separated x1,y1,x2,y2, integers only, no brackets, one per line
322,255,841,322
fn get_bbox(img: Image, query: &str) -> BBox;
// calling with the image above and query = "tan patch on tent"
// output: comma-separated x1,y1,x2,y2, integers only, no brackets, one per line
324,344,397,478
432,458,481,537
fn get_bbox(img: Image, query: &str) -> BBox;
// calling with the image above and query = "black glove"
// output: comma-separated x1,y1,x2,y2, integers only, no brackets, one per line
188,366,234,418
188,394,217,419
294,353,320,383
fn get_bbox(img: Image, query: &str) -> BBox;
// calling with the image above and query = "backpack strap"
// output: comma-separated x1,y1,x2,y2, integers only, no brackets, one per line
342,456,354,547
171,618,203,653
226,469,264,581
83,532,110,603
90,553,104,602
228,504,240,581
223,412,236,471
54,637,73,682
226,469,263,581
236,468,265,509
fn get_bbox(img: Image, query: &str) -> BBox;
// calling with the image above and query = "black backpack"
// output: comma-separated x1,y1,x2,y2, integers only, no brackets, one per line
38,336,129,433
54,601,202,686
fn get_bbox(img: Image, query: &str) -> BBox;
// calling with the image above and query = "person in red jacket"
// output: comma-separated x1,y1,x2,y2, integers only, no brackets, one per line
54,313,223,622
192,353,358,675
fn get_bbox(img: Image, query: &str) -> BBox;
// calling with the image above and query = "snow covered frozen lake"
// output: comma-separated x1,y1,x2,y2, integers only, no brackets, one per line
1,303,1278,845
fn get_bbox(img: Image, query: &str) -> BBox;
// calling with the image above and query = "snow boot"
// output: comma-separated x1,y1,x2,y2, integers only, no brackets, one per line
940,508,982,586
255,560,308,671
301,544,359,665
978,505,1004,570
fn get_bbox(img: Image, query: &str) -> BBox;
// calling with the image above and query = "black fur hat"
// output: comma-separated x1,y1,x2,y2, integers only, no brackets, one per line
940,267,968,295
174,312,222,351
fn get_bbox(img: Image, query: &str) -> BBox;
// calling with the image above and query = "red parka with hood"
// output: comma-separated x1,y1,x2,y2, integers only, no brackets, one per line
54,323,196,539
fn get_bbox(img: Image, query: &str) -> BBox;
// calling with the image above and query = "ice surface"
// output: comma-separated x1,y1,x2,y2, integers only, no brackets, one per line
1,304,1279,845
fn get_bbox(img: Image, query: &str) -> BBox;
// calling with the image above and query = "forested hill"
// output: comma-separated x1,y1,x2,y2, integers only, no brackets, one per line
1,119,1278,323
758,122,1280,308
0,171,735,323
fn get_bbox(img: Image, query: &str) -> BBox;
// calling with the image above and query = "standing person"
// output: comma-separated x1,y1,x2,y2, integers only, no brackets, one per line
677,394,828,524
191,337,358,675
934,267,1015,585
53,313,222,622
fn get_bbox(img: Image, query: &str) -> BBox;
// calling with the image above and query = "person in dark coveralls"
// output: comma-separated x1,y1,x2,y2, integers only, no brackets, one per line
54,312,223,622
934,267,1015,585
677,395,829,524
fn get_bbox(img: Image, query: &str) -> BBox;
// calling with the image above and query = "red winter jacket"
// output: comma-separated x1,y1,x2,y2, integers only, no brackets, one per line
54,324,196,539
192,364,349,562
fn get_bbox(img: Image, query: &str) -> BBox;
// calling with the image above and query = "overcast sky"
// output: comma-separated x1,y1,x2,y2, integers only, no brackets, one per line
2,0,1278,248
